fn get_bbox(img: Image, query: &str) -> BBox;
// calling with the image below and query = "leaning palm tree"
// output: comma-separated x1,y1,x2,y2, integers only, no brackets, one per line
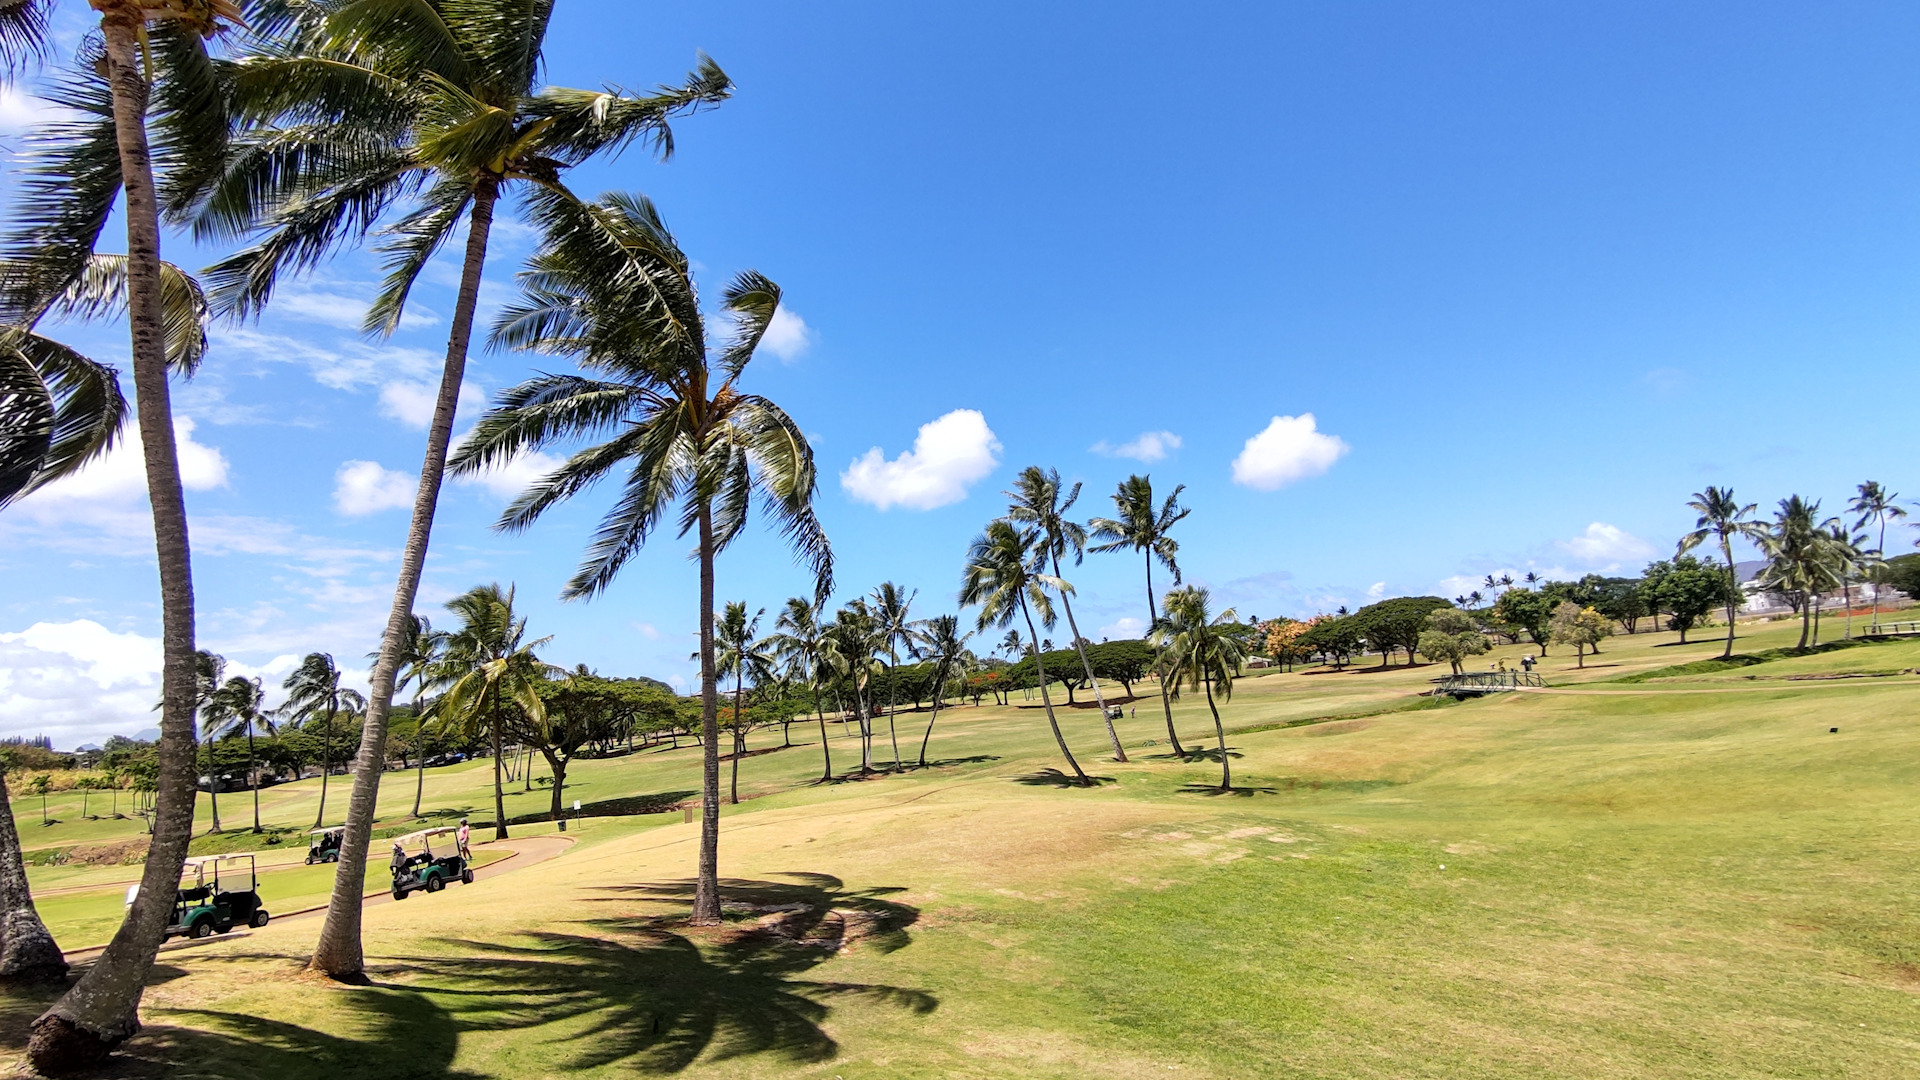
869,582,915,770
202,675,272,833
199,2,732,982
768,596,844,782
446,191,831,925
1006,466,1124,761
1089,474,1190,756
433,584,554,841
1153,586,1246,792
712,601,772,805
2,6,250,1058
0,750,66,986
281,653,360,830
911,614,972,767
1850,481,1905,626
960,519,1089,786
1676,486,1767,658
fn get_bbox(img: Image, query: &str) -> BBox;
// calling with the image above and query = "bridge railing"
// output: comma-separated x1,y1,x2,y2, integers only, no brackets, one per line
1434,671,1544,695
1862,621,1920,637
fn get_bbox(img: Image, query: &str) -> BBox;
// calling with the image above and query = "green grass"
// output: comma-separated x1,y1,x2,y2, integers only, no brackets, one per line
3,614,1918,1077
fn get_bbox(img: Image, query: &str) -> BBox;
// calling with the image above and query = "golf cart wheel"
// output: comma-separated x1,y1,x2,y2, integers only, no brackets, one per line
425,875,444,893
252,910,270,928
191,921,214,939
461,868,474,885
392,886,406,900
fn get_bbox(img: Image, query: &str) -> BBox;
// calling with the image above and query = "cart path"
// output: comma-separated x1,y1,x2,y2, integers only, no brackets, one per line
60,834,576,964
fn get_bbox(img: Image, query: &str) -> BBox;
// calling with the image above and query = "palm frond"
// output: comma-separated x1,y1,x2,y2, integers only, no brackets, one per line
0,0,52,80
364,174,473,334
522,52,732,164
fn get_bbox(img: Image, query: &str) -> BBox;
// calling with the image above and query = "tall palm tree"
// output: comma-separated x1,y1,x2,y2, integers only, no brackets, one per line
0,756,65,985
202,675,271,833
961,520,1089,786
832,599,881,772
3,5,248,1058
1006,466,1124,761
713,601,772,805
768,596,844,782
198,3,732,982
1825,524,1876,641
1758,496,1842,650
446,192,831,925
912,614,972,767
281,653,361,829
1153,586,1246,792
388,615,446,818
1676,486,1767,658
1089,474,1189,756
1850,481,1905,626
869,582,915,770
189,650,225,834
433,584,554,841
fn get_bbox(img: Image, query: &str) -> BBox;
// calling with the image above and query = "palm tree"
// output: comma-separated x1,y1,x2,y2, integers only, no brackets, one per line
3,5,245,1059
0,756,65,985
961,520,1089,786
445,192,831,925
1006,466,1124,762
281,653,362,830
433,584,554,841
202,676,271,833
713,602,772,805
912,614,972,767
832,599,882,772
1850,481,1905,627
1825,524,1876,641
869,583,916,770
1758,496,1842,650
389,615,446,819
1676,486,1767,658
1153,586,1246,792
201,3,732,982
768,596,844,782
189,651,225,834
1088,474,1189,756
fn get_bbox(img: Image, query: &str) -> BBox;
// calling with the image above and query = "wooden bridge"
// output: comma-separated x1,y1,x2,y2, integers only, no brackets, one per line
1434,671,1544,697
1860,621,1920,638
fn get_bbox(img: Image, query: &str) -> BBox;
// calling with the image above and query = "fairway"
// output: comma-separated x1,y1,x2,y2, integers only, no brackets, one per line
0,617,1913,1078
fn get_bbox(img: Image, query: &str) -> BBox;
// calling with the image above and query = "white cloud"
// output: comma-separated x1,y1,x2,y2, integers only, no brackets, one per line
1091,430,1182,463
761,306,813,361
1230,413,1348,491
454,450,565,500
210,327,440,390
333,460,416,516
274,287,439,333
633,622,662,641
24,417,229,504
1098,616,1147,640
1366,581,1387,599
841,409,1001,511
0,621,164,746
1560,522,1655,569
0,87,65,135
378,380,487,429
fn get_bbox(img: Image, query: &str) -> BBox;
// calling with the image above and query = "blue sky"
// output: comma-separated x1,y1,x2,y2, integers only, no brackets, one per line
5,1,1920,744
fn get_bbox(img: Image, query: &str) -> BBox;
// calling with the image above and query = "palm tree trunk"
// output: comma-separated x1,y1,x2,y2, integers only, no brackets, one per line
248,725,260,834
1146,556,1185,757
307,181,498,980
1813,592,1823,647
1021,602,1090,786
814,696,833,782
313,704,334,829
0,769,65,984
885,646,902,769
1872,517,1887,626
730,676,744,805
856,677,873,773
543,750,566,822
1719,537,1739,658
205,742,221,833
917,657,949,767
1054,552,1124,762
30,20,201,1069
411,690,427,818
490,701,508,840
692,504,723,924
1204,675,1230,791
1799,596,1812,649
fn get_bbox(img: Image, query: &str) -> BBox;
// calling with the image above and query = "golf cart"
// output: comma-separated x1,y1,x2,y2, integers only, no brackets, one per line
306,827,343,864
388,827,473,900
164,855,269,940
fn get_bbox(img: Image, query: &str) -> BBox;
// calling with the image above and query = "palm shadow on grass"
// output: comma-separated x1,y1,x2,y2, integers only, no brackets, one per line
1176,783,1279,797
389,873,935,1074
1011,768,1117,787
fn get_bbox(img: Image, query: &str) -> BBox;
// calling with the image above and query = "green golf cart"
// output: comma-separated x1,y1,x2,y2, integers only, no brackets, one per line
388,827,473,900
163,855,269,940
306,827,343,864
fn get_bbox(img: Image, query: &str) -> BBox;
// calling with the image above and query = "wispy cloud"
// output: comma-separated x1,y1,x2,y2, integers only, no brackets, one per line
1091,430,1182,463
333,460,417,516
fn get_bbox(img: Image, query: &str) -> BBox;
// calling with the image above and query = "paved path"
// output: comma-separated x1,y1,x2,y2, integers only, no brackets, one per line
62,834,575,963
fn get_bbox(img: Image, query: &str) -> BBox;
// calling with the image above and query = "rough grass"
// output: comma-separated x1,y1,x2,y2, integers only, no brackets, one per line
4,614,1918,1077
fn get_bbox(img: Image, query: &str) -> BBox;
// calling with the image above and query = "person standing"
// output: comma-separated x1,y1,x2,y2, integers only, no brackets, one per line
456,818,471,860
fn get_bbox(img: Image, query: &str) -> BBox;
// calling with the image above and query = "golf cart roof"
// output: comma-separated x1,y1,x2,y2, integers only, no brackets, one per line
181,854,255,869
308,827,341,835
393,827,457,846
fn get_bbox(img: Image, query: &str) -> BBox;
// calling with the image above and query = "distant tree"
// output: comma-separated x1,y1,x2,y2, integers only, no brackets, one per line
1088,474,1190,756
281,653,363,830
1417,607,1492,675
1676,486,1767,657
911,615,973,767
1549,602,1613,667
1656,555,1738,645
1153,587,1246,791
1757,497,1842,649
1492,588,1553,654
1349,596,1450,665
434,585,557,839
202,676,271,833
1299,615,1363,668
1589,577,1648,633
712,602,773,804
768,596,846,782
1850,481,1906,626
1086,639,1155,694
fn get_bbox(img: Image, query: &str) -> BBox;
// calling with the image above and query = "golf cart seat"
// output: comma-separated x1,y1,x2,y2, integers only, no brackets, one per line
178,885,212,903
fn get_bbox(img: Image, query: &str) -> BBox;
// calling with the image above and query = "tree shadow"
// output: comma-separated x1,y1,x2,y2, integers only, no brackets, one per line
901,755,1000,772
1183,746,1245,763
1010,769,1116,788
506,790,698,824
388,873,936,1073
1176,783,1279,797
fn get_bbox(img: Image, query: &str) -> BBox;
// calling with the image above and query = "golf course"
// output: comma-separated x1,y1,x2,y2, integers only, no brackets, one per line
1,615,1912,1078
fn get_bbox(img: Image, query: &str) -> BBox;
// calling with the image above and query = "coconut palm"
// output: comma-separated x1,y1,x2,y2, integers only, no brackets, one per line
911,614,972,767
1825,524,1878,641
202,675,271,833
768,596,845,783
280,653,362,830
0,755,65,985
1005,466,1124,761
433,584,554,841
832,599,882,771
1153,586,1246,792
961,520,1089,786
445,192,830,924
197,3,732,981
1676,486,1767,658
188,651,226,834
387,615,446,819
869,582,916,770
1850,481,1905,626
1088,474,1189,756
1757,496,1842,650
713,601,772,805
